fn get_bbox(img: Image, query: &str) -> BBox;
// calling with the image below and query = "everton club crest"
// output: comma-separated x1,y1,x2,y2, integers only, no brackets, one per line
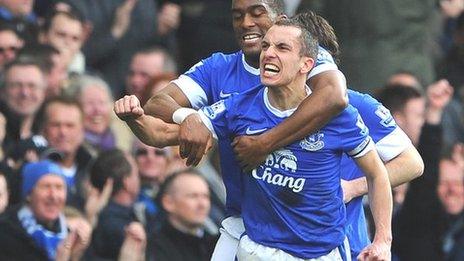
300,131,325,151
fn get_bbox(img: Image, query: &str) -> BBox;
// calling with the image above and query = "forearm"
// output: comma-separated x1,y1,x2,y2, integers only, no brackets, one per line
261,71,347,152
143,83,192,123
367,172,393,243
126,115,179,147
345,146,424,199
355,150,393,243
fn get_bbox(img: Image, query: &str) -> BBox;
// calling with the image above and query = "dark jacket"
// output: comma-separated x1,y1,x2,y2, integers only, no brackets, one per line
393,124,446,260
66,145,95,210
0,206,49,261
89,201,137,260
151,220,218,261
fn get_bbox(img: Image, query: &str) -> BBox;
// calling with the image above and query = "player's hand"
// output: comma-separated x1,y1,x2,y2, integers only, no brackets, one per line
341,179,355,203
357,240,391,261
178,114,212,166
232,135,268,172
114,95,145,121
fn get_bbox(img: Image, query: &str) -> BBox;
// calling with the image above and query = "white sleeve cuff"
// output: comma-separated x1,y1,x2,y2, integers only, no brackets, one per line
198,110,218,140
308,64,339,79
375,127,412,162
171,75,209,109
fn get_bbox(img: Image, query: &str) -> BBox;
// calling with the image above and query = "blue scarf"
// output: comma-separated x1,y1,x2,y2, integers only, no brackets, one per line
18,206,68,260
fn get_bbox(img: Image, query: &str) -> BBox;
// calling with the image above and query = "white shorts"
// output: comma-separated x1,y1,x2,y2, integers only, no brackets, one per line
210,216,245,261
237,235,351,261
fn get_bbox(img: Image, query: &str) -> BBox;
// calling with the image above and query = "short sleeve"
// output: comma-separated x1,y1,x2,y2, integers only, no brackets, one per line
308,46,339,79
340,110,374,158
172,57,216,109
198,98,233,140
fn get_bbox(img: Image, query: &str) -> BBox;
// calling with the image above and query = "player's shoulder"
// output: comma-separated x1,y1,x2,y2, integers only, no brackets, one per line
348,89,381,109
206,51,242,67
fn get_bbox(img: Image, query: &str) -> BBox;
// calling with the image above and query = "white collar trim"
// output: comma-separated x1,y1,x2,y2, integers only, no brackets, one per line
242,53,260,75
263,85,312,118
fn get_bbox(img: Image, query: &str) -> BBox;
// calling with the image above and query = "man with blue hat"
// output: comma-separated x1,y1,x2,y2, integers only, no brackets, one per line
0,160,89,260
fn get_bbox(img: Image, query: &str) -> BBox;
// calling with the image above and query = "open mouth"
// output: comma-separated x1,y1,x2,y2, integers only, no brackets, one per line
242,33,261,43
263,63,280,77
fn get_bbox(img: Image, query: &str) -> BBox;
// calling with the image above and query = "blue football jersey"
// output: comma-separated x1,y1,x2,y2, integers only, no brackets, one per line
199,85,373,259
342,90,411,259
172,48,337,216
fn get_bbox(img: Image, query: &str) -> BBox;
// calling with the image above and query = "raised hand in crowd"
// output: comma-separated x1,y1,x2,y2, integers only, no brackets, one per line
440,0,464,18
118,222,147,261
425,79,454,124
56,217,92,261
112,0,138,39
84,178,113,228
157,3,181,36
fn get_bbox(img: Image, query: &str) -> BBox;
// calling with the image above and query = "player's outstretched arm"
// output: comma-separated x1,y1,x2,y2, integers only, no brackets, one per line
144,83,192,123
233,70,347,171
144,83,211,165
355,149,393,261
343,145,424,203
114,95,179,147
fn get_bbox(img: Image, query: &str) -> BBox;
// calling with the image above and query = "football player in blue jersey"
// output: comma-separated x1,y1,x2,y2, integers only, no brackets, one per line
114,3,423,261
193,18,393,260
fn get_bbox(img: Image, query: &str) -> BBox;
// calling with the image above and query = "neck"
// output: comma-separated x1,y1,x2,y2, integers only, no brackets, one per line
112,191,135,207
168,216,203,237
60,152,77,168
244,54,260,69
267,77,308,111
20,115,34,139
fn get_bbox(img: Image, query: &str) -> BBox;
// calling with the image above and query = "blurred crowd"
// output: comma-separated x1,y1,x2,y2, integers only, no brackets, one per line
0,0,462,260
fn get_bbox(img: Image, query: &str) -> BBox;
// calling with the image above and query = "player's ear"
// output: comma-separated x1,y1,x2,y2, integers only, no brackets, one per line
276,14,287,22
300,57,315,75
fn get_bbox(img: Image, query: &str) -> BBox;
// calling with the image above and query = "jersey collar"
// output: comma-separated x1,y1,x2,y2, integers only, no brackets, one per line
241,53,260,75
263,85,312,118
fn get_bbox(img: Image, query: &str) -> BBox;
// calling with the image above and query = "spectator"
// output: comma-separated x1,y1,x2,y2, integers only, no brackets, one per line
395,144,464,261
141,72,177,106
0,111,5,160
76,74,116,152
69,0,179,96
0,160,90,260
153,168,217,261
126,47,177,101
132,141,169,229
39,10,86,74
0,59,46,151
0,23,24,71
387,70,423,90
0,0,38,44
0,171,8,214
89,149,142,260
41,96,95,210
17,44,68,98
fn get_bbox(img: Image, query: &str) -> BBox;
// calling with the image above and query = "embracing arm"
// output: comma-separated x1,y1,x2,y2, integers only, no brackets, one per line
144,82,192,123
262,70,347,151
233,70,347,170
344,145,424,202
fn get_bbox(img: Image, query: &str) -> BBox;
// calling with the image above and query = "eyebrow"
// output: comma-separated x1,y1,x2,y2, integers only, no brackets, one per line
232,4,267,12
